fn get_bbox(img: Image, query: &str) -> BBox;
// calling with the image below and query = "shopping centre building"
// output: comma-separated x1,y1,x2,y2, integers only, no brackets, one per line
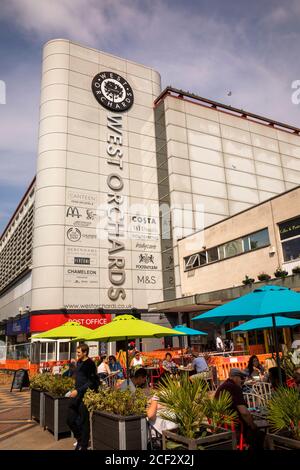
0,39,300,359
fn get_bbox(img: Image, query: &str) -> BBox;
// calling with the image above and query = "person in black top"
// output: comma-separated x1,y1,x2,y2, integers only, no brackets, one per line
66,343,99,450
215,368,265,450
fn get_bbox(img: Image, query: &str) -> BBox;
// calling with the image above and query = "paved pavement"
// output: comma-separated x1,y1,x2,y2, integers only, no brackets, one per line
0,381,74,450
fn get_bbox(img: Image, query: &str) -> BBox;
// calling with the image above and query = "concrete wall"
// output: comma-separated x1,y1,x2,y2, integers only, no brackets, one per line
178,187,300,295
163,95,300,297
32,39,163,312
0,272,32,321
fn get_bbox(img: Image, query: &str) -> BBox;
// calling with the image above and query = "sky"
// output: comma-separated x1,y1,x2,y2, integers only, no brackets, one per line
0,0,299,233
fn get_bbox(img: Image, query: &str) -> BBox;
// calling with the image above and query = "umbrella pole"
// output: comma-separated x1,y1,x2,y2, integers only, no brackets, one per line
69,339,72,362
126,337,130,386
271,315,282,386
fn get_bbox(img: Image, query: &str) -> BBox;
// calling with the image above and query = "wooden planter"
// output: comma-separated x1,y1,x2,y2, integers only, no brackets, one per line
162,427,236,450
30,388,45,427
44,392,71,440
267,431,300,450
91,410,147,450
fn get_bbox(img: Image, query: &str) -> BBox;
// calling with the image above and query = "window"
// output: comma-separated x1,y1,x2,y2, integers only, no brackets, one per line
282,238,300,262
279,217,300,262
207,247,218,263
224,239,243,257
249,229,269,250
184,228,270,271
185,254,200,270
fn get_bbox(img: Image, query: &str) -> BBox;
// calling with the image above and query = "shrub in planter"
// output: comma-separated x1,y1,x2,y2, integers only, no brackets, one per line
274,267,288,278
257,273,271,282
156,374,237,450
292,265,300,275
30,373,53,426
267,386,300,449
83,387,148,450
242,275,255,285
43,375,74,440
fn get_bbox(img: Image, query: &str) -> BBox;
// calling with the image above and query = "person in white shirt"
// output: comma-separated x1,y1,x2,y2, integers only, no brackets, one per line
97,355,110,380
118,368,147,391
130,351,144,368
291,339,300,350
216,334,224,352
147,394,176,436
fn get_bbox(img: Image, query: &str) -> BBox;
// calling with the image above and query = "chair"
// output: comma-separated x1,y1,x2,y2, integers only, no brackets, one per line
252,381,272,400
147,419,162,450
243,392,267,409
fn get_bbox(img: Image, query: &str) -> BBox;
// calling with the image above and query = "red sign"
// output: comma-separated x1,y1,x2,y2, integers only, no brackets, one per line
30,313,111,332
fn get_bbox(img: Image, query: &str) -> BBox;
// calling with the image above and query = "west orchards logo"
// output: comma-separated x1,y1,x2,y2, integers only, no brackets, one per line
91,71,134,112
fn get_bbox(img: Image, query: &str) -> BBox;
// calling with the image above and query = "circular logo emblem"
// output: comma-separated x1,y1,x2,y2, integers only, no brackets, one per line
91,71,134,112
67,228,81,242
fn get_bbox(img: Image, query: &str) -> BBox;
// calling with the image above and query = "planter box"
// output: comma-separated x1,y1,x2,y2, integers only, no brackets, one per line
91,410,147,450
30,388,45,427
44,392,71,440
267,432,300,450
162,427,236,450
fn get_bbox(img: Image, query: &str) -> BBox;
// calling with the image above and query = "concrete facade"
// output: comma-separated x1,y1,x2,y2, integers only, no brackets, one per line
178,187,300,296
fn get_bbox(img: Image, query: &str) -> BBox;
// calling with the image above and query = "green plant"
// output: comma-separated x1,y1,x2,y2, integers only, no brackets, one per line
257,273,271,281
46,375,74,396
30,373,54,391
281,353,296,379
292,266,300,275
156,374,237,440
267,386,300,440
242,275,255,285
274,267,288,278
83,387,148,416
204,390,238,432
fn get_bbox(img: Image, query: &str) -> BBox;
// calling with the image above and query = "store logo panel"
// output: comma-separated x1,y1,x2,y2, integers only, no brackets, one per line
92,71,134,112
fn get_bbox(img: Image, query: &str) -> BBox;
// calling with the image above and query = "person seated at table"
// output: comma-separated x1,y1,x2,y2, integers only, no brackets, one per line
108,355,123,379
97,355,111,381
130,351,144,369
268,367,287,391
190,353,209,379
118,367,147,392
244,355,265,379
215,368,265,450
162,353,177,374
147,392,177,442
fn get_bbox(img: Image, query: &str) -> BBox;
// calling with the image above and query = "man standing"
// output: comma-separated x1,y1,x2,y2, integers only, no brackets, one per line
216,333,224,353
67,343,99,450
215,368,265,450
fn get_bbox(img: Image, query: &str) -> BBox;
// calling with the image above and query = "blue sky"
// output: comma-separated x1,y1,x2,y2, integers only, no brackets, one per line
0,0,299,233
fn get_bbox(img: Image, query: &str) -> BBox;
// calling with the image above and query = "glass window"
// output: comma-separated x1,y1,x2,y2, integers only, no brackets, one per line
224,239,243,258
218,245,225,259
243,237,250,252
282,238,300,262
207,247,219,263
59,342,70,361
279,217,300,241
47,342,56,361
249,229,269,250
185,253,200,270
199,252,207,265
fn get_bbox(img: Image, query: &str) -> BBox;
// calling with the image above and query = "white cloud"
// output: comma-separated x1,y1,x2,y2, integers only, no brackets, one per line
0,0,300,195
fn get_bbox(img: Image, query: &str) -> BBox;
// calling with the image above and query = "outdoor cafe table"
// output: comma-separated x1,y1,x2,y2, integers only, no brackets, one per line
144,366,161,386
